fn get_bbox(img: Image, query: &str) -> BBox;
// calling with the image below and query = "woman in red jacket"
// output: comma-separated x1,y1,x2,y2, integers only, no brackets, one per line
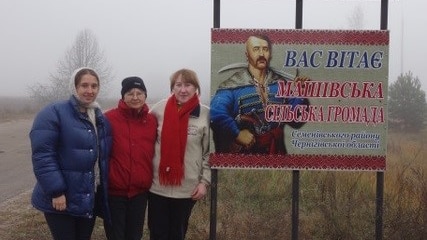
103,76,157,240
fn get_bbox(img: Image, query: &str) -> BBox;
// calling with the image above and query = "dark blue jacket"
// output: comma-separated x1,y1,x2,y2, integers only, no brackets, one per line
30,95,112,220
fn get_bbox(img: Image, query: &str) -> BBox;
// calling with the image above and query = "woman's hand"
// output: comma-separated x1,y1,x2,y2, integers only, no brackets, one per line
191,183,208,201
52,194,67,211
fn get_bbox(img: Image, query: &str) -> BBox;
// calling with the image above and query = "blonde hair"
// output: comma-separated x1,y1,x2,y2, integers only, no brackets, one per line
170,68,201,95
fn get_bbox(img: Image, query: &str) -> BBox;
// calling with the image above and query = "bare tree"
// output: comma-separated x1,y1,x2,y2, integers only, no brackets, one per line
28,29,114,105
348,5,364,29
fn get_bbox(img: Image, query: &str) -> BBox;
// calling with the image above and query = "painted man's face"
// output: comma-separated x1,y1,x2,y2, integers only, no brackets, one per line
245,36,271,70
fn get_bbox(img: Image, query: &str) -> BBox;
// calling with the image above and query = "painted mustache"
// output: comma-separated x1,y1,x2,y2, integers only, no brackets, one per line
257,57,268,63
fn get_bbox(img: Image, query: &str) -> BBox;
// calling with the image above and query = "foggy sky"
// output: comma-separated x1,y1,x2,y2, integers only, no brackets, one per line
0,0,425,103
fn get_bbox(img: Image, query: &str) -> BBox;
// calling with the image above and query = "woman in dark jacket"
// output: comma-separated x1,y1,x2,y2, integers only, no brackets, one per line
103,76,157,240
30,67,112,240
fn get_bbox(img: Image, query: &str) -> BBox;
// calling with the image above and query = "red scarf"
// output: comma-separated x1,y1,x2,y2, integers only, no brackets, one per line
159,94,199,186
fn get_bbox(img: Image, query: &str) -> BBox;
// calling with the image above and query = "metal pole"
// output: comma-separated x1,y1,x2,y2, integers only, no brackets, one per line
292,2,303,239
380,0,388,30
295,0,303,29
210,2,220,238
213,0,220,28
291,170,300,240
375,172,384,240
209,169,218,240
376,1,387,240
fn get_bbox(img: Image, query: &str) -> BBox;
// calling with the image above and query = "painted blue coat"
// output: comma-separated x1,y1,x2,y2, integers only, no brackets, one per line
30,95,112,219
210,68,308,153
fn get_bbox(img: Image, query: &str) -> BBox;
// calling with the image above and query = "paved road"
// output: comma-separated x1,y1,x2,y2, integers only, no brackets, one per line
0,119,35,203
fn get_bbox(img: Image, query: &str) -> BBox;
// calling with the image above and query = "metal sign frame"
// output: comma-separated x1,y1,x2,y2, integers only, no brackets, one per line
209,1,388,239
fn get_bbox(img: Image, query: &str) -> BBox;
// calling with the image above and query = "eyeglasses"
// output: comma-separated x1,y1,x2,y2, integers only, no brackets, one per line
124,92,145,98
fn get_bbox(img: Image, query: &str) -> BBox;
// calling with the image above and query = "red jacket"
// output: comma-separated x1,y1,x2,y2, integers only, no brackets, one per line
105,100,157,198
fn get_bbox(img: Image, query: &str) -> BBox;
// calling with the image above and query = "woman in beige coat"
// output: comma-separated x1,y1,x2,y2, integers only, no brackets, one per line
148,68,211,240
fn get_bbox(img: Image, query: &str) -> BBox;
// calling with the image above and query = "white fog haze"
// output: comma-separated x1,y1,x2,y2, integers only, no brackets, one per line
1,2,426,239
0,0,425,103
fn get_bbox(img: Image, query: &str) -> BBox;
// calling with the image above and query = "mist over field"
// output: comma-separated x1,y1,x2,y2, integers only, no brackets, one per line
0,0,426,99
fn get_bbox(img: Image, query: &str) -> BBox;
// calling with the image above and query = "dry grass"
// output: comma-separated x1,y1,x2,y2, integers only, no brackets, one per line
1,140,426,240
202,130,427,239
0,191,107,240
0,192,48,239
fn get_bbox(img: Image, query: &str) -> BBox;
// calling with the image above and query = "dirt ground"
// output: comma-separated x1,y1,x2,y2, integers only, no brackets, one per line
0,118,37,237
0,118,35,203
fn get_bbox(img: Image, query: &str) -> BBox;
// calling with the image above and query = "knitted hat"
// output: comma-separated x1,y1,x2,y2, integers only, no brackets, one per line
121,76,146,98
